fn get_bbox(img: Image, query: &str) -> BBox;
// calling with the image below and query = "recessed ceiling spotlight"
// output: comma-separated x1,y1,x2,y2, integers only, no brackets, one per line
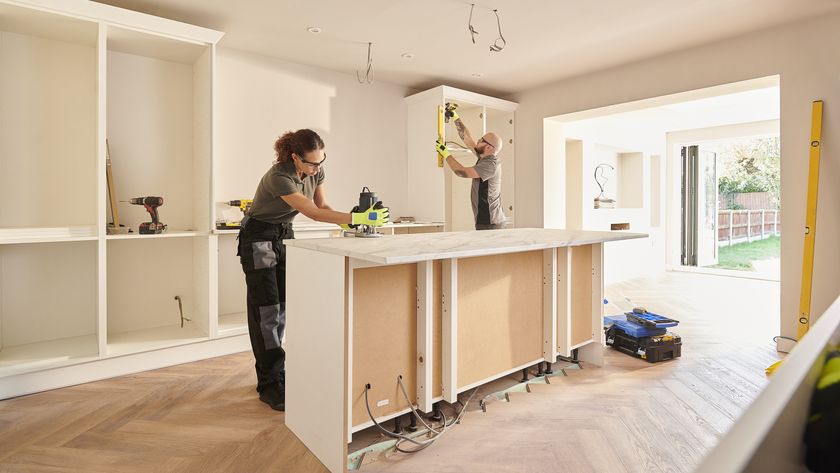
401,52,415,59
472,72,484,78
307,26,322,34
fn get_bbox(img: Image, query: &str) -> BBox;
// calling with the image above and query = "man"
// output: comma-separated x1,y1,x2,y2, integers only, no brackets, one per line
435,106,506,230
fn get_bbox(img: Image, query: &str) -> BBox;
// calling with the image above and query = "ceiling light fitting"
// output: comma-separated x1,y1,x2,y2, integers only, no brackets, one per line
401,52,415,59
468,4,478,44
489,9,506,52
466,5,506,52
306,26,322,34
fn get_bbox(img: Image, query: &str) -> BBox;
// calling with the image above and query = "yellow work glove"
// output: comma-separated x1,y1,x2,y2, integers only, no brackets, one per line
352,204,390,227
435,139,450,159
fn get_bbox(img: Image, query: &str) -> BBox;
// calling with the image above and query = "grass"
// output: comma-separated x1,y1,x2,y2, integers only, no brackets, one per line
712,235,780,271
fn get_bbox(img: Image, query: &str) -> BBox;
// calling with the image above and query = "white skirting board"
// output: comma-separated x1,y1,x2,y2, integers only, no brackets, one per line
0,334,250,399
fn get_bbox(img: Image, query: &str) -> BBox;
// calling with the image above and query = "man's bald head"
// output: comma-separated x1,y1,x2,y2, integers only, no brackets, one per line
478,132,503,157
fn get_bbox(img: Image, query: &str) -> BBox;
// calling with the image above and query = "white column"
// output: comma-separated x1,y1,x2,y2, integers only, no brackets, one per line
441,258,458,403
416,260,434,412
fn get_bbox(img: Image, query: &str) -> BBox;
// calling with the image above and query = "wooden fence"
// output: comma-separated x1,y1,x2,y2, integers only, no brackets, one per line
717,209,780,246
719,192,777,210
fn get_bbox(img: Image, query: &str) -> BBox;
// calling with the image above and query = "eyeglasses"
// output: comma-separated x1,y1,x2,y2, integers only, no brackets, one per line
478,138,496,150
299,153,326,168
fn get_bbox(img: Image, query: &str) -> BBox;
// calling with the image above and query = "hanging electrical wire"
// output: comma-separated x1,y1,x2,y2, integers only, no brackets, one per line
489,9,506,52
468,3,479,44
466,4,507,52
356,42,374,84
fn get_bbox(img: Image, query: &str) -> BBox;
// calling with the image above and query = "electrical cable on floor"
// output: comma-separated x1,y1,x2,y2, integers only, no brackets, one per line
396,376,442,435
363,383,443,452
363,378,479,454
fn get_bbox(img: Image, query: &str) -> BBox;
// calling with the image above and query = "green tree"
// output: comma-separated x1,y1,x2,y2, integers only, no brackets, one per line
718,137,780,209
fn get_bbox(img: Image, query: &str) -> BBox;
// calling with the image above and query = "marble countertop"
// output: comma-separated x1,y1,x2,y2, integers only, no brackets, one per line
284,228,647,264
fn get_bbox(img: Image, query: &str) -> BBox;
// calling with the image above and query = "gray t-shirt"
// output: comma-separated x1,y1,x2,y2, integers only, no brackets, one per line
471,152,505,226
247,161,325,224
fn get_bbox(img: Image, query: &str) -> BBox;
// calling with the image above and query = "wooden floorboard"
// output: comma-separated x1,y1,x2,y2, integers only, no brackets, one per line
0,272,779,473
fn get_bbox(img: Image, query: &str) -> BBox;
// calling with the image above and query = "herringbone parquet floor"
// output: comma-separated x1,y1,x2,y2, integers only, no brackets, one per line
360,271,781,472
0,272,780,473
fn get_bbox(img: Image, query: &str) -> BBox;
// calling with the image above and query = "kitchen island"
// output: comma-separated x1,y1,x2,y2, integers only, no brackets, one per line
283,228,647,472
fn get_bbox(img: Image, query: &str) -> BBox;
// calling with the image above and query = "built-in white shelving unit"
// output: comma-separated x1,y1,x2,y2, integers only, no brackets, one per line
0,0,452,400
0,0,245,400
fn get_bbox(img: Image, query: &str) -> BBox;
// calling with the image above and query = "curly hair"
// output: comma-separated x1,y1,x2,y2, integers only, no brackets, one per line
274,129,325,163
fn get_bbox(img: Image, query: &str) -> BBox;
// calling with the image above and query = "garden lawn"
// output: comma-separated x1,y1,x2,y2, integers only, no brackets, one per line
711,235,780,271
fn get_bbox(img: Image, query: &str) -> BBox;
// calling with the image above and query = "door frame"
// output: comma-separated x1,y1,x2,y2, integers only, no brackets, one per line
665,120,780,270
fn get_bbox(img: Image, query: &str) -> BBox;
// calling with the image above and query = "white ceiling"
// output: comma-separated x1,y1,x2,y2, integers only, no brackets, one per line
95,0,840,96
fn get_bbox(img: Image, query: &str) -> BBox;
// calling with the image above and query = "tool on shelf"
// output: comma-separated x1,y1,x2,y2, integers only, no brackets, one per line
343,187,387,238
174,295,191,328
105,140,130,234
216,199,253,230
123,196,167,234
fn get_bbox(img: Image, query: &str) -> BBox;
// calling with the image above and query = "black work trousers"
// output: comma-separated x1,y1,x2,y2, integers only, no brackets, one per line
238,218,294,393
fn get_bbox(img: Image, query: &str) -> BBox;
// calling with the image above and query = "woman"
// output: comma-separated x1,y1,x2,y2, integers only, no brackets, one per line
238,129,389,411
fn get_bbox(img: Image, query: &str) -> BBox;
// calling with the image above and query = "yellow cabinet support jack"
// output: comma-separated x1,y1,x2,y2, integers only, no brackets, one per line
767,100,823,376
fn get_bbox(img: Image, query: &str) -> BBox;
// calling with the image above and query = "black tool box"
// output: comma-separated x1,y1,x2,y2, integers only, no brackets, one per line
605,325,682,363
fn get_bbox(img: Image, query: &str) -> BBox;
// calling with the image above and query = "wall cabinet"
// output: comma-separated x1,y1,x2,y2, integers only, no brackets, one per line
405,86,517,230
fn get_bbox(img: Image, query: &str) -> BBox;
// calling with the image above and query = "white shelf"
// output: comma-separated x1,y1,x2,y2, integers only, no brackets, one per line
105,231,204,240
218,312,248,337
0,334,99,378
0,226,98,245
214,229,240,235
107,324,208,357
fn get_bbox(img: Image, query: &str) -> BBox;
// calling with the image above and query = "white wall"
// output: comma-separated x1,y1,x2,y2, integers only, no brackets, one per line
512,12,840,346
215,47,411,220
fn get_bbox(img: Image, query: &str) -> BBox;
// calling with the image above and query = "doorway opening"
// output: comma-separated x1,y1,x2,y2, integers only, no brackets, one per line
543,76,780,284
680,136,780,278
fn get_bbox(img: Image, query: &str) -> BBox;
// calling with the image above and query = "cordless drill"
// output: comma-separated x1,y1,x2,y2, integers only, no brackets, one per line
215,200,253,230
227,199,253,214
125,196,167,234
444,102,459,123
